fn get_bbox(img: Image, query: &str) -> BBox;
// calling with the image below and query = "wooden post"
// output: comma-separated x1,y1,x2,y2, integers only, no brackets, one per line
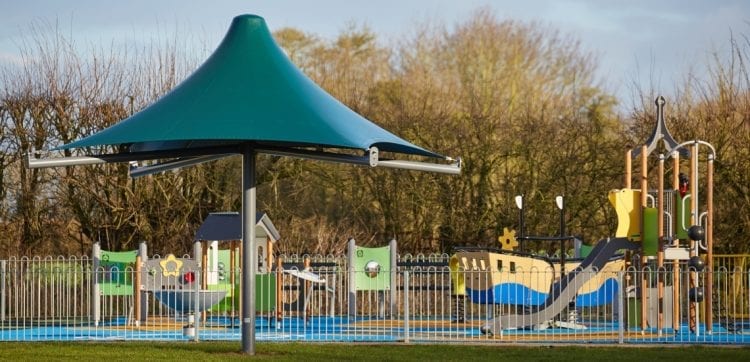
640,145,648,331
134,254,142,327
625,150,632,189
276,257,283,321
657,154,665,333
266,238,274,274
672,151,681,333
202,241,208,324
623,149,633,329
202,242,208,290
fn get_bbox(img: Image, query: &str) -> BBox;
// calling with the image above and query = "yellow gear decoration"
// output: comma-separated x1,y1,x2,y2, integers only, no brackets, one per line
498,227,518,251
159,254,183,277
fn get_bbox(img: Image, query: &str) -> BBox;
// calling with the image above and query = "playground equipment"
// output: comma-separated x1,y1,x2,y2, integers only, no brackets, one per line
91,243,142,326
92,241,224,331
278,257,331,322
476,237,637,333
347,238,397,317
5,247,750,343
194,212,280,317
457,241,628,309
456,194,631,332
92,211,281,330
476,96,716,335
617,96,716,335
195,211,335,325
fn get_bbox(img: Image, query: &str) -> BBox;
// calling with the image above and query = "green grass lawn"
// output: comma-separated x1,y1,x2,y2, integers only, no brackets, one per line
0,342,748,361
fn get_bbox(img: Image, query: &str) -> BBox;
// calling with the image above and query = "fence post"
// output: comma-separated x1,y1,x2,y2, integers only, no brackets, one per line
404,270,409,343
329,273,336,318
618,271,624,344
1,259,5,323
138,242,148,323
92,242,101,326
390,239,397,317
194,241,202,342
347,238,356,317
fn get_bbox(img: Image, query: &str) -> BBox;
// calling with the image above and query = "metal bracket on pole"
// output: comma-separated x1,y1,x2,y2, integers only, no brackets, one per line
369,147,379,167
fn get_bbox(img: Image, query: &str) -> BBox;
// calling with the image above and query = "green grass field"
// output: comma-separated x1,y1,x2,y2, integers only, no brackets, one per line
0,342,748,361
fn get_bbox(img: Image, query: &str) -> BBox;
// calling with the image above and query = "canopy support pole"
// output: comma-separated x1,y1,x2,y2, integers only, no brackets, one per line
241,144,257,355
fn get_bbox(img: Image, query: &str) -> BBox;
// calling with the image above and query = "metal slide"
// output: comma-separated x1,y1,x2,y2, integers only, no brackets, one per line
480,237,638,335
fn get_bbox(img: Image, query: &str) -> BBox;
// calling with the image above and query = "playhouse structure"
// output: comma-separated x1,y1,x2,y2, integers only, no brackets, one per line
194,212,280,317
91,211,281,329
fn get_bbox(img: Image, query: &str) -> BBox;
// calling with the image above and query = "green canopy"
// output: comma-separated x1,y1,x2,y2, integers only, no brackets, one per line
59,14,440,159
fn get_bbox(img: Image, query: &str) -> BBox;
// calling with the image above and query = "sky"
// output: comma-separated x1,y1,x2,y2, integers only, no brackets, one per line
1,0,748,108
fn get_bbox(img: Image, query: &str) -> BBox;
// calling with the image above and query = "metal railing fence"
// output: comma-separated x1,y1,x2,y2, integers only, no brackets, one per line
1,254,748,344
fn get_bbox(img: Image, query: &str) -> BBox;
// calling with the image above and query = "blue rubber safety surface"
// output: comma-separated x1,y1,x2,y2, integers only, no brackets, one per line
2,316,750,344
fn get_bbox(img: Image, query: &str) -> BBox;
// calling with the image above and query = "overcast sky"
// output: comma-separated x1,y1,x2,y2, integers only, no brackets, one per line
1,0,748,108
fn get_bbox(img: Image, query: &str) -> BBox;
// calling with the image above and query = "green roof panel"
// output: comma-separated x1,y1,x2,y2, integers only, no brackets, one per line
59,14,440,158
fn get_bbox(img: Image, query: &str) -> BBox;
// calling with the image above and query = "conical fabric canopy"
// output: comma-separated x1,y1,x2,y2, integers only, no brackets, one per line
59,14,440,158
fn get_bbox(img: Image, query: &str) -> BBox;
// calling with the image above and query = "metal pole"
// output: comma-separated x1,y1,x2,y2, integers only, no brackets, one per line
640,144,648,331
348,238,356,317
375,159,461,174
516,195,525,253
657,154,665,335
404,271,410,343
389,239,397,317
92,242,101,326
1,260,5,323
618,271,624,344
556,196,565,277
138,241,148,323
193,241,202,342
129,155,230,178
241,145,257,354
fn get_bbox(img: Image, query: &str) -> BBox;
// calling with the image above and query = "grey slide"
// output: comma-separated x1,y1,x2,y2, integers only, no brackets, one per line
480,237,638,335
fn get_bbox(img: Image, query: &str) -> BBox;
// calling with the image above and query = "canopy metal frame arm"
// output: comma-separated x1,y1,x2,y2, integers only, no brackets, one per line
26,145,462,176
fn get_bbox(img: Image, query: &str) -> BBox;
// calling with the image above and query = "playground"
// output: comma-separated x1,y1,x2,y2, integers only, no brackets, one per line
5,14,749,350
1,246,750,344
9,93,750,345
1,199,750,345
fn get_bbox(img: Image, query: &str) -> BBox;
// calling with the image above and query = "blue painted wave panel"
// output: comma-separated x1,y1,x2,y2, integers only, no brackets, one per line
467,278,620,307
575,278,620,307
